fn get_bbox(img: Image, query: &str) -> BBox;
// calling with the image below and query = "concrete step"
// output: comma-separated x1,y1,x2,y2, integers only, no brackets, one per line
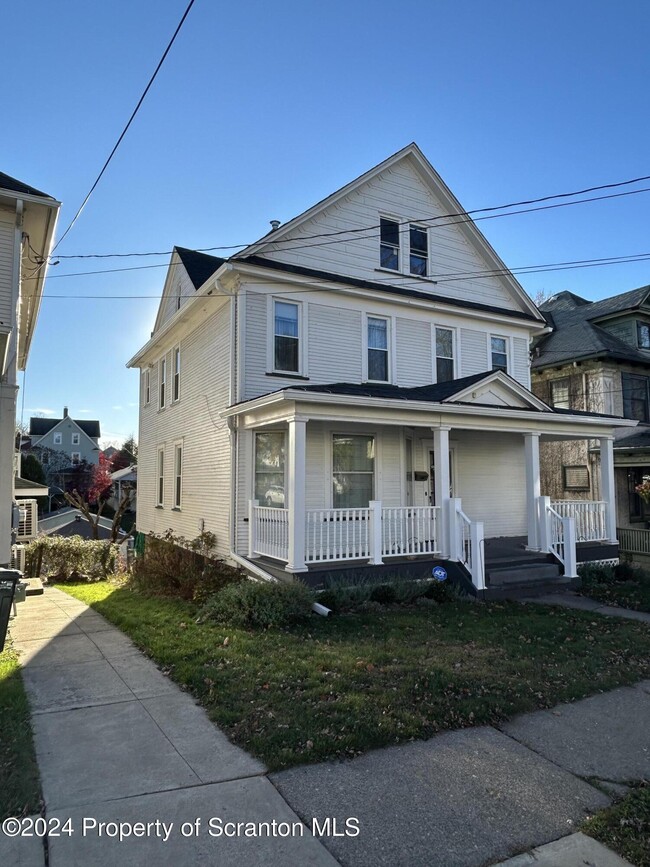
24,577,44,596
485,553,556,570
487,563,562,586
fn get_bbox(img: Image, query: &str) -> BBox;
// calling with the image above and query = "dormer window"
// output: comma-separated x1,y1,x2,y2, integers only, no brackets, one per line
637,322,650,349
409,225,428,276
380,218,399,270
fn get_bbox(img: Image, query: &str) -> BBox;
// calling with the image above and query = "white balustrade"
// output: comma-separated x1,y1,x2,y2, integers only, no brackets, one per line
381,506,440,557
305,508,371,563
550,500,607,542
250,504,289,561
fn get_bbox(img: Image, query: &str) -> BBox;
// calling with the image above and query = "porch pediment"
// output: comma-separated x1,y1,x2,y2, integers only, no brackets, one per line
443,371,551,412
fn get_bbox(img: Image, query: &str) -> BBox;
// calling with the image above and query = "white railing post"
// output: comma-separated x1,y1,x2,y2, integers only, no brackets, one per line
432,426,451,557
368,500,383,565
563,516,578,578
599,436,618,544
538,496,551,553
248,499,259,559
447,498,462,561
524,433,541,550
470,520,485,590
286,417,308,572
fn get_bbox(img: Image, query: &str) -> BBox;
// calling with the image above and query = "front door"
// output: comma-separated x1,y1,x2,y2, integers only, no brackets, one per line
428,449,454,506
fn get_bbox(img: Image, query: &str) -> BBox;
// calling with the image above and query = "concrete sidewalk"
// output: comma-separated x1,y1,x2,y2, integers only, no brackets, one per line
4,587,647,867
4,588,339,866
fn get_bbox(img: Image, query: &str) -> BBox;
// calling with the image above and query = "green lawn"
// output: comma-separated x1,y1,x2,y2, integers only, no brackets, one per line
580,568,650,613
60,581,650,771
0,642,41,819
583,784,650,867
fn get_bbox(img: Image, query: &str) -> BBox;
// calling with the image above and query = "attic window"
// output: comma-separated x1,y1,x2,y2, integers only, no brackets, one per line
380,218,399,271
564,465,589,491
409,225,428,276
637,322,650,349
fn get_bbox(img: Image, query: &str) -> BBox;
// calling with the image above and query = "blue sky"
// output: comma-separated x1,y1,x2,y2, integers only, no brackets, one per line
5,0,650,445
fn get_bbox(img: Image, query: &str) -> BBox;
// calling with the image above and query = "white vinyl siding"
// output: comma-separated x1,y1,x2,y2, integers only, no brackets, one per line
512,336,530,388
395,317,431,387
0,213,15,325
460,329,489,377
156,448,165,506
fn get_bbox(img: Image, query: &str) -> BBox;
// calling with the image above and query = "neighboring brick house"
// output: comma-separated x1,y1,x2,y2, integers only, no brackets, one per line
532,287,650,530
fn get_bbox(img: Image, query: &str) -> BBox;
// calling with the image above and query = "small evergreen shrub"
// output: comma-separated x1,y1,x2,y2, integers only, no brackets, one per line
370,583,397,605
26,536,119,582
423,579,453,602
319,575,453,613
200,580,314,628
613,560,636,583
578,562,615,585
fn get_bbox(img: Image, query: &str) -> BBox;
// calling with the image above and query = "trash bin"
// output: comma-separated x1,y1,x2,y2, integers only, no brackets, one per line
0,569,20,653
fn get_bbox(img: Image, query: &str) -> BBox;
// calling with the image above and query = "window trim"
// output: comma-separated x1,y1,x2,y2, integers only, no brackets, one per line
490,334,509,373
71,432,80,446
364,314,392,383
254,429,287,509
433,325,456,384
268,296,306,376
143,368,151,406
159,356,167,410
173,441,183,509
409,223,429,277
331,432,377,509
172,345,181,403
637,321,650,350
156,447,165,506
53,432,62,445
379,215,401,272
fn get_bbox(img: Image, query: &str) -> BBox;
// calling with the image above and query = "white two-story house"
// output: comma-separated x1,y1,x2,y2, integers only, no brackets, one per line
129,145,633,596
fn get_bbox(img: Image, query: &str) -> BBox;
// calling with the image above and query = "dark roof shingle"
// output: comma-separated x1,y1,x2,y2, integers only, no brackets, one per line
175,247,225,290
29,417,101,438
0,172,53,199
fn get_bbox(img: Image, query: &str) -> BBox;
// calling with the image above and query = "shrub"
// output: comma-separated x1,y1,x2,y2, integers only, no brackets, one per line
423,579,453,602
370,583,397,605
200,580,314,628
319,575,453,613
131,530,244,601
26,535,119,582
578,563,615,585
613,560,636,583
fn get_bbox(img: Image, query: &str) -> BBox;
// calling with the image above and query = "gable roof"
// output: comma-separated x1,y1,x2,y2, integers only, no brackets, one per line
29,416,101,438
0,172,54,200
235,143,545,323
533,284,650,369
175,247,225,289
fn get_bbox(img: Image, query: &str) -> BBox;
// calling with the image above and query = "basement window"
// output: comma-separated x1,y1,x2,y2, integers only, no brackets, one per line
563,465,589,491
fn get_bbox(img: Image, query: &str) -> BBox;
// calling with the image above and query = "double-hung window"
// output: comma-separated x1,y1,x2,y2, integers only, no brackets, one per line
157,448,165,506
622,372,650,421
71,433,80,445
332,434,375,508
435,327,454,382
409,225,428,276
174,443,182,508
173,347,181,402
53,433,62,445
274,300,300,373
380,218,400,270
367,317,389,382
491,336,508,372
159,357,167,409
550,377,570,409
71,452,80,465
255,431,286,508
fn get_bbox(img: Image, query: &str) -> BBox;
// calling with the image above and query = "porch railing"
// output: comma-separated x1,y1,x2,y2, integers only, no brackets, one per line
550,500,607,542
249,503,289,561
538,496,577,577
448,498,485,591
618,526,650,556
305,508,371,563
381,506,440,557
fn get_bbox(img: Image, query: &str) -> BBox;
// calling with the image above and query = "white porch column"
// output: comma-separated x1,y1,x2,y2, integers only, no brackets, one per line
432,426,451,557
599,436,618,544
524,433,541,550
286,416,308,572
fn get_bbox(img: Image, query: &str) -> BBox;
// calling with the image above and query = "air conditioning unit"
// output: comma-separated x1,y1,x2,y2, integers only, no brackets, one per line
11,544,26,573
16,498,38,542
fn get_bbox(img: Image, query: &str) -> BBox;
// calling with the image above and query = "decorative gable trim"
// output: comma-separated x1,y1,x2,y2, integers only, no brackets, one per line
446,370,551,411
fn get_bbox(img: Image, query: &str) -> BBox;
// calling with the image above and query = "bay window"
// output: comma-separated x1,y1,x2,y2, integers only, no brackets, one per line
332,434,375,508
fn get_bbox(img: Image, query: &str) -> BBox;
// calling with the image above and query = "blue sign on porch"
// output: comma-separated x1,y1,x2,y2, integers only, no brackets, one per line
432,566,447,582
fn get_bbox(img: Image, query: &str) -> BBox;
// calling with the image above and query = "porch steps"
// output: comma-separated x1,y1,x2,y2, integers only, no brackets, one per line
484,538,573,600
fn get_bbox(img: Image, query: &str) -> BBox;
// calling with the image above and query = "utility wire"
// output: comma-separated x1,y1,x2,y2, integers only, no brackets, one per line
52,169,650,261
50,0,196,255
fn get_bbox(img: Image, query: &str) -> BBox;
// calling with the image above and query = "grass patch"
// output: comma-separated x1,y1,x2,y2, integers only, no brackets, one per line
580,564,650,613
582,784,650,866
0,642,41,819
60,581,650,771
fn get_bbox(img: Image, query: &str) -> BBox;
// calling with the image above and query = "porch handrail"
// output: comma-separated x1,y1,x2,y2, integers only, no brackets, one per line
550,500,607,542
381,506,440,557
538,497,577,578
448,498,485,591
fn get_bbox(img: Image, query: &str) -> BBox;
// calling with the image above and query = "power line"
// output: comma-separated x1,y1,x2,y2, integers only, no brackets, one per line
52,169,650,261
50,0,196,255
